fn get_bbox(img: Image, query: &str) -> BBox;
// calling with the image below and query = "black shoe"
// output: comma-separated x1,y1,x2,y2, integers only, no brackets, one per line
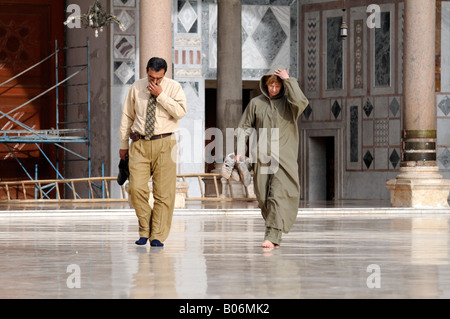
150,239,164,247
135,237,148,245
117,158,129,185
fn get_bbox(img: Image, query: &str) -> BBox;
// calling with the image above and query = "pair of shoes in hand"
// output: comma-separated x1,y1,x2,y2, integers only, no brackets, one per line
220,153,252,187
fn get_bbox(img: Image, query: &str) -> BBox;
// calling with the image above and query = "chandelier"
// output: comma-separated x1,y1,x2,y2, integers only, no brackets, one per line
64,0,125,37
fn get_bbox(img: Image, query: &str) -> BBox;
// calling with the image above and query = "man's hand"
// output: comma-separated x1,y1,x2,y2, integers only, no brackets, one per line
119,149,128,161
274,68,289,80
148,81,163,97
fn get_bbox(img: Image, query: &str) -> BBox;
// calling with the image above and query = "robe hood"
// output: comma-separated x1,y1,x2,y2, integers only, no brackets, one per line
260,74,286,100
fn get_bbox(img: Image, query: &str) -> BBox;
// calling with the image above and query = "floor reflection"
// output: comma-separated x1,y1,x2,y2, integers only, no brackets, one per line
0,213,450,298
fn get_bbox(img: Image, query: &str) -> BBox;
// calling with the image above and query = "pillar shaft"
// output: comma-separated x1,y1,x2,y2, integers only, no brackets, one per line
139,0,172,78
387,0,450,207
216,0,242,157
402,0,436,165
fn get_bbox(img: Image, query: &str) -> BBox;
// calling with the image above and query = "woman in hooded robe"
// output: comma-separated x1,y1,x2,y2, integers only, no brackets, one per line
236,69,309,249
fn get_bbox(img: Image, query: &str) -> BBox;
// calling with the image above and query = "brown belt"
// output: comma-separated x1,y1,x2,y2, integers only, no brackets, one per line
130,132,173,141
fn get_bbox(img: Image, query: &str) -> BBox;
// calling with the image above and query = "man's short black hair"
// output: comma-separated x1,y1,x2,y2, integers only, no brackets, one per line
146,57,167,73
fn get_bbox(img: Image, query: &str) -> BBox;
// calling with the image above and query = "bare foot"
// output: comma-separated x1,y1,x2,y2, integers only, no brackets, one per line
261,240,279,249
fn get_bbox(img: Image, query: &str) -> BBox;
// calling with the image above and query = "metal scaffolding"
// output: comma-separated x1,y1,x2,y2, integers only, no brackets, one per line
0,38,92,198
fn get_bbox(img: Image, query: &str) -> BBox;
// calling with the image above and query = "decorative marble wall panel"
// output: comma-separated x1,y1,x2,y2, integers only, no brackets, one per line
350,7,367,96
202,0,298,80
342,95,401,172
178,0,198,33
363,98,374,119
438,147,450,169
389,148,401,169
363,148,374,170
370,3,395,95
438,95,450,116
438,2,450,172
374,120,389,146
389,96,401,118
174,0,205,196
442,1,450,93
389,119,401,146
350,106,359,161
113,0,135,7
313,99,332,121
374,12,391,87
110,0,139,198
346,98,362,170
301,103,313,121
113,35,135,59
374,148,388,170
353,19,363,88
398,2,404,94
322,9,346,97
361,95,402,170
438,117,450,166
304,11,320,98
112,2,138,85
374,96,389,119
331,99,342,120
326,16,343,90
363,117,373,147
174,0,202,78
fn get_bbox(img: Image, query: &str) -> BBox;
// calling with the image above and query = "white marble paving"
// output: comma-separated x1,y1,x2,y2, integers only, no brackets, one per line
1,209,450,299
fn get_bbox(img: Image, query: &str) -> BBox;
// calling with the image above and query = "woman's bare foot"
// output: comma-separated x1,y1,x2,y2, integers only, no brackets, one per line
261,240,279,249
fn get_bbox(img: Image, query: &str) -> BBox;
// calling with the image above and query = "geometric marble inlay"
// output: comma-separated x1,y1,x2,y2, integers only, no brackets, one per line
375,12,391,87
114,61,135,85
114,35,135,59
252,8,287,66
390,97,400,117
180,81,199,97
331,100,341,119
206,3,294,76
178,0,198,33
326,16,343,90
303,104,312,120
438,148,450,168
114,0,135,7
390,149,400,168
306,16,319,94
438,96,450,116
364,99,373,117
353,19,364,89
115,10,135,32
374,120,389,146
364,150,374,169
350,105,358,162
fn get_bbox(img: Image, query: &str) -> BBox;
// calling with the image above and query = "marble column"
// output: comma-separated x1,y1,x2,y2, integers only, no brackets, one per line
216,0,242,158
213,0,245,197
136,0,189,206
139,0,172,78
386,0,450,207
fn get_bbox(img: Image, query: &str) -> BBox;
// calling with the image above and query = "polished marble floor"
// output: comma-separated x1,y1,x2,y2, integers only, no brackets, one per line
1,204,450,299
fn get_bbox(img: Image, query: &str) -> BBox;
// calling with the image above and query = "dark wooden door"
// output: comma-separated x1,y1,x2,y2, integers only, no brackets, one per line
0,0,64,198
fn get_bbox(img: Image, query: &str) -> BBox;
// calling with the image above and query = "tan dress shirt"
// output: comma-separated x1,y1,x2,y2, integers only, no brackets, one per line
119,77,187,150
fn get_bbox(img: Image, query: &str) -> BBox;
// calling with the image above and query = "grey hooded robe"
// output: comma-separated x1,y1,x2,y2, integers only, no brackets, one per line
237,76,309,238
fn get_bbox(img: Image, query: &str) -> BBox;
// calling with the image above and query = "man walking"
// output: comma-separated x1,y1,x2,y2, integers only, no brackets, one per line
119,57,187,247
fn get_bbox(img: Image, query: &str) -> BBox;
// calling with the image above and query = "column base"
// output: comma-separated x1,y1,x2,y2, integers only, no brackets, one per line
386,167,450,208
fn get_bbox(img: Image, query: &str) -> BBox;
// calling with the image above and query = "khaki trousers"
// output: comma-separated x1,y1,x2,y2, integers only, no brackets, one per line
128,135,177,242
